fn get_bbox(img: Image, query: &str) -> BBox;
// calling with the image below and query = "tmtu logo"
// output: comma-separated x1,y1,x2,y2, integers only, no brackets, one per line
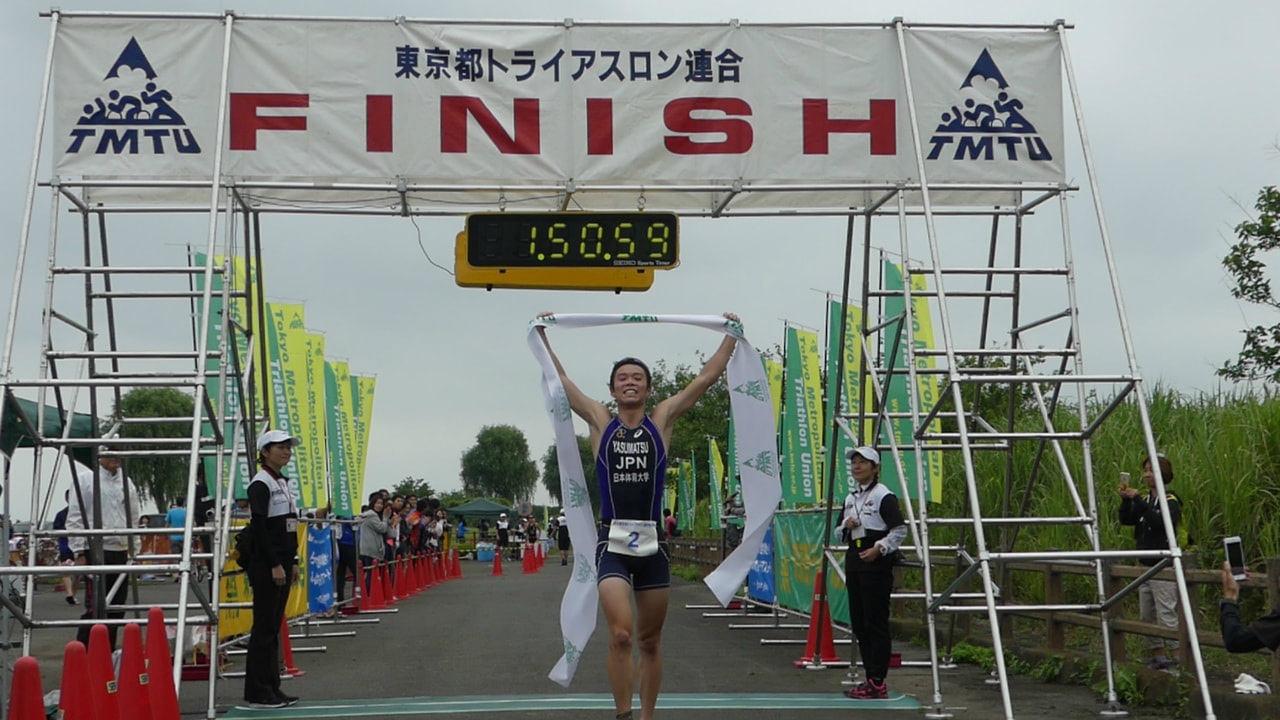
66,37,201,156
926,49,1051,163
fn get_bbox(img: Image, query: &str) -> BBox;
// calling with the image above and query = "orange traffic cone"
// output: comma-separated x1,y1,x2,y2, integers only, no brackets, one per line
522,546,534,574
147,607,180,720
366,563,387,610
433,552,447,584
794,570,840,667
492,549,503,576
58,641,90,720
88,624,121,720
9,656,44,720
281,616,305,677
536,542,545,569
451,548,463,579
117,623,153,720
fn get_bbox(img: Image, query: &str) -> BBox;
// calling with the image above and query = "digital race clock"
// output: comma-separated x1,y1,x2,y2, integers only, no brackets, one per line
455,212,680,291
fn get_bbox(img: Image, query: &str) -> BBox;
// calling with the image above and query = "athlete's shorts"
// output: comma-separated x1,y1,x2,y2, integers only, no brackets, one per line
594,525,670,591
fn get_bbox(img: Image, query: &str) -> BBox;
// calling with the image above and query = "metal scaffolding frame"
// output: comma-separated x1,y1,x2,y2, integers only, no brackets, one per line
0,11,1215,720
804,20,1216,720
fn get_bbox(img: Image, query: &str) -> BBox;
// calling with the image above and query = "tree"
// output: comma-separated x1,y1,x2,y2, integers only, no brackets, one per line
541,436,599,510
1222,186,1280,383
646,358,730,503
392,476,435,501
459,425,538,501
113,387,195,511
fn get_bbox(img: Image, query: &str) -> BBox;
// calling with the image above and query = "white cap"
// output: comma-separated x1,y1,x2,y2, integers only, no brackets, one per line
845,445,880,465
257,429,300,452
499,512,507,517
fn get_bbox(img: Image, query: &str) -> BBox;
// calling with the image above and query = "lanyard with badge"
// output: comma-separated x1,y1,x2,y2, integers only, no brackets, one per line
271,475,298,532
847,487,869,543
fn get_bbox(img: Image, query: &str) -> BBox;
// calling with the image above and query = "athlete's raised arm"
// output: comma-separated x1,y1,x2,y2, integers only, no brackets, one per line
536,316,611,442
652,313,739,439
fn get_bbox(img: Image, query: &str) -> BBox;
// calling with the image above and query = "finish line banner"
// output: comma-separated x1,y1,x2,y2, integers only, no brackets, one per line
51,17,1064,208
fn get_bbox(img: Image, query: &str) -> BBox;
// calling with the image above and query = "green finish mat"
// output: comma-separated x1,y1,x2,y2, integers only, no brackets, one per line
225,692,920,717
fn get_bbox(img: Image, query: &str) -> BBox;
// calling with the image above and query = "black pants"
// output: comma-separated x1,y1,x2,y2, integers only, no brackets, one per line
77,549,129,649
244,560,294,703
335,544,357,603
846,569,894,682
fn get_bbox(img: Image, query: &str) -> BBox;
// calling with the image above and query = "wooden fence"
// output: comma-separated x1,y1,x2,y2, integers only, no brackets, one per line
669,537,1280,688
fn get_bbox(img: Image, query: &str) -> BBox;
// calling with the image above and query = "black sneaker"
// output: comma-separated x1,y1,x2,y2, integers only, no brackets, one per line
65,596,78,605
276,692,300,706
245,698,287,709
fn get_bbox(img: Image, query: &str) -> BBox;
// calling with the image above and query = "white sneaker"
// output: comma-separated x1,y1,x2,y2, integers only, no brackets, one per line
1235,672,1272,695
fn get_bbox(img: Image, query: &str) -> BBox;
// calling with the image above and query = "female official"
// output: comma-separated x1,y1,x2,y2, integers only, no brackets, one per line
242,430,302,709
837,446,907,700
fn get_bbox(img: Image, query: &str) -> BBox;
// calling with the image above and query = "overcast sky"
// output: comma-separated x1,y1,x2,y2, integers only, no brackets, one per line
2,0,1278,521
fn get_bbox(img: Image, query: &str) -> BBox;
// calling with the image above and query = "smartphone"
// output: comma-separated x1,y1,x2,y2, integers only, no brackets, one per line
1119,471,1131,491
1224,536,1247,581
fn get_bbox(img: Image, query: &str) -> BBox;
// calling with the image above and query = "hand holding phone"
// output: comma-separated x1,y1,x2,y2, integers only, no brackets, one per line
1224,536,1247,582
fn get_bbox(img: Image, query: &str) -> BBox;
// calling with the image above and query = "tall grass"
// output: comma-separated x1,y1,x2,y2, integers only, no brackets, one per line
929,385,1280,570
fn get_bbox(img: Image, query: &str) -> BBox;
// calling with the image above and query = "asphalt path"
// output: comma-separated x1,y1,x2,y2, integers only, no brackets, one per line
8,556,1179,718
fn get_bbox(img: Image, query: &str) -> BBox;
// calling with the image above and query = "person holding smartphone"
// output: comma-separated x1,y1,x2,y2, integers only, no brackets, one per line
1118,454,1183,671
1220,560,1280,653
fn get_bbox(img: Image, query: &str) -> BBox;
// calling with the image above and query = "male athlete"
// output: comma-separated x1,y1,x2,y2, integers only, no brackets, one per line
536,314,739,720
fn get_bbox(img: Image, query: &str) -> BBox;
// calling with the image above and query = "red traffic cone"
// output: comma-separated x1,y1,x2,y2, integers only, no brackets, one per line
9,656,45,720
522,546,534,574
366,563,387,610
451,548,463,578
416,555,428,590
794,570,840,667
281,616,305,677
9,657,43,720
433,552,447,584
383,559,397,603
492,549,503,576
423,553,436,588
147,607,180,720
117,623,153,720
88,624,121,720
58,641,90,720
394,558,409,597
405,557,420,595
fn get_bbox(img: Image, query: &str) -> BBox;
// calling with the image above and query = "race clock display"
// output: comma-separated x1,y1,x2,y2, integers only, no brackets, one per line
455,212,680,292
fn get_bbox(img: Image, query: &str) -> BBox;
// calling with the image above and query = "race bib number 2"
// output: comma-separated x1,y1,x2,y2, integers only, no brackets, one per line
607,519,659,557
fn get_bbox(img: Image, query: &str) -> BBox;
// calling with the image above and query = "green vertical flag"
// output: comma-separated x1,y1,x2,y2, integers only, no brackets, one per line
350,375,376,508
193,253,256,499
881,261,943,501
303,333,328,507
708,437,724,528
677,459,695,535
264,302,304,501
825,300,866,501
323,358,353,517
780,327,821,506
